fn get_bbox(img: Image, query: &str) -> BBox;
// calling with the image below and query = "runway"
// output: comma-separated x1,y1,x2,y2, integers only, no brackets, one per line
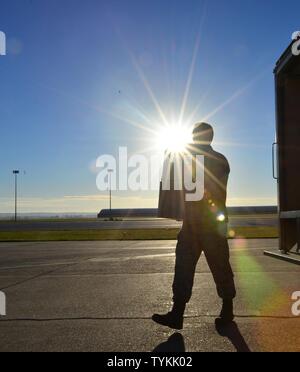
0,239,299,352
0,215,278,232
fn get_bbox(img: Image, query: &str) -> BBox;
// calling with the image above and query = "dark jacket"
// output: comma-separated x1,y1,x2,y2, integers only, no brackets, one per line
184,144,230,228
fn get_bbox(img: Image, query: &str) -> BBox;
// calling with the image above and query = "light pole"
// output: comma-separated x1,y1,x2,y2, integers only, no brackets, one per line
107,169,113,214
13,170,20,222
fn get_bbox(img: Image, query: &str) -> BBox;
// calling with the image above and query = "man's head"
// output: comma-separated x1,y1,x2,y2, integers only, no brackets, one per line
193,122,214,145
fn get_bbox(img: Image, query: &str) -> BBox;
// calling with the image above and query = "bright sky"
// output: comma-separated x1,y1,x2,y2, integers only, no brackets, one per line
0,0,299,213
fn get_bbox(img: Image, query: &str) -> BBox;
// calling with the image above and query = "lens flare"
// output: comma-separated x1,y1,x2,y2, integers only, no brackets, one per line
156,125,192,153
217,213,226,222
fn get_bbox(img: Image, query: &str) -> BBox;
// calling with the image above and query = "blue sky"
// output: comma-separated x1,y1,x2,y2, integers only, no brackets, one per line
0,0,299,213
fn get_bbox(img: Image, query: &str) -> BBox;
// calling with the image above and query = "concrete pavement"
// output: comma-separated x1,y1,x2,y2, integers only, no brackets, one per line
0,239,299,352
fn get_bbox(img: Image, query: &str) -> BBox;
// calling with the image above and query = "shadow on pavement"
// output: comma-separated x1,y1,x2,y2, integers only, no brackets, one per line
153,333,185,352
215,320,251,352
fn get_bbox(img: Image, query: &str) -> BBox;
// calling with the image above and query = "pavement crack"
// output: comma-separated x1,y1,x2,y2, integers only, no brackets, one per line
0,260,85,291
0,315,297,322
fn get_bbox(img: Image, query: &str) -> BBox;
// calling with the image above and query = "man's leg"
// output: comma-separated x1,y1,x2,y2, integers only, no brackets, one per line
203,229,236,324
152,228,201,330
172,230,201,304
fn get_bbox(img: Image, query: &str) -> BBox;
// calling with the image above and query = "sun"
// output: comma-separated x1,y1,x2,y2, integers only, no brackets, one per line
156,125,192,153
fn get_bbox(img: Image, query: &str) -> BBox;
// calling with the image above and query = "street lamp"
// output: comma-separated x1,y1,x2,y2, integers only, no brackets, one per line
107,169,113,214
13,170,20,222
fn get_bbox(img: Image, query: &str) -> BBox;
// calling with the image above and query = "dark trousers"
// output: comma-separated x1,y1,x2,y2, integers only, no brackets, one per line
172,223,236,304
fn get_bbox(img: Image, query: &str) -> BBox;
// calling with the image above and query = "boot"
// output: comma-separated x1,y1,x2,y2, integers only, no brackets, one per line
216,299,234,327
152,302,186,330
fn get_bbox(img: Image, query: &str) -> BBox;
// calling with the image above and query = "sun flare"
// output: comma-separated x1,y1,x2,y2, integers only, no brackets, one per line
156,125,192,154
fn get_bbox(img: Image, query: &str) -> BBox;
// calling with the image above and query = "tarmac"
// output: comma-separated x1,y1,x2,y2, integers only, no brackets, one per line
0,215,278,231
0,238,299,352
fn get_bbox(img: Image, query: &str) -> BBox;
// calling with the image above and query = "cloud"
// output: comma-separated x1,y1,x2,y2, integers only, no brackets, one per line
63,195,109,201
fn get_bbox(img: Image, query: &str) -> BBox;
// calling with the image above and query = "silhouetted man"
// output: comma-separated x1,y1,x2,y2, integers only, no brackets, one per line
153,122,236,330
